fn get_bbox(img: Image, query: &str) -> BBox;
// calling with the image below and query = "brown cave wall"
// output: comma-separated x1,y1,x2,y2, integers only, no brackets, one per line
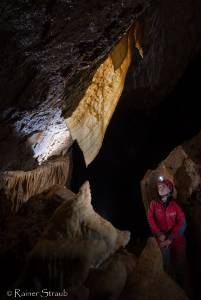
1,0,201,173
0,0,201,221
0,1,201,298
78,46,201,242
0,0,146,172
0,8,144,216
67,0,201,241
66,24,138,166
0,7,144,292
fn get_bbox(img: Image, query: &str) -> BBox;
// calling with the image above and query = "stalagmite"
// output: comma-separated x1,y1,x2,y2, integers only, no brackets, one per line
25,181,131,288
119,238,189,300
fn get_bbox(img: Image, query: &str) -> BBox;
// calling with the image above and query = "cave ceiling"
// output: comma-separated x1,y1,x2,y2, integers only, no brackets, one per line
0,1,201,296
0,0,201,172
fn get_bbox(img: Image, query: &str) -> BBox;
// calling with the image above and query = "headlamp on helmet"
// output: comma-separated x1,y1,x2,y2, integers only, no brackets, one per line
158,176,164,182
157,176,174,193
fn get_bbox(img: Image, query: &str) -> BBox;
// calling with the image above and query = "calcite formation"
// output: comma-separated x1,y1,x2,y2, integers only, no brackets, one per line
0,0,201,172
66,24,143,165
141,136,201,212
0,0,201,298
0,185,72,291
0,0,146,172
0,156,70,212
119,238,189,300
23,181,130,288
86,249,136,300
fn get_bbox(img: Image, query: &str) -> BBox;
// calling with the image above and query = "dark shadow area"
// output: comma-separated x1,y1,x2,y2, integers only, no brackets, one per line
71,52,201,298
71,52,201,235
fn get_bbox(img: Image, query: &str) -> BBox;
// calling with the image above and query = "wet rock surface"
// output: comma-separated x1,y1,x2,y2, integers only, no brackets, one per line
1,1,201,171
0,0,146,171
0,1,201,299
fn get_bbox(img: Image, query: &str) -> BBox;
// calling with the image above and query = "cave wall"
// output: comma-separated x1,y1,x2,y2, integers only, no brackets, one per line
0,0,146,172
1,0,201,173
66,26,134,165
120,0,201,112
0,1,201,297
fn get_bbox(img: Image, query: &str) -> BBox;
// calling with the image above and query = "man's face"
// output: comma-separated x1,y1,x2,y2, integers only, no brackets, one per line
157,183,171,196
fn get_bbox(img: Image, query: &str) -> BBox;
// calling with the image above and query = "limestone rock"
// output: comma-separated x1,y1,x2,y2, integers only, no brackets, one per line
1,1,201,171
0,0,146,171
119,237,189,300
86,249,136,300
0,185,70,290
0,156,70,212
24,181,130,288
128,0,201,109
66,27,133,165
141,143,201,213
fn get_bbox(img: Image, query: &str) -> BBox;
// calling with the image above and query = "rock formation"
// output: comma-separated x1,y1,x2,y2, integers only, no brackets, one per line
86,249,136,300
119,238,189,300
1,0,201,171
0,0,201,299
0,156,70,212
0,0,146,172
66,27,134,165
21,181,130,289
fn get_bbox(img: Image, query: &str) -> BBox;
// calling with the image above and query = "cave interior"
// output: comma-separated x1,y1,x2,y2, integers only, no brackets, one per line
1,1,201,299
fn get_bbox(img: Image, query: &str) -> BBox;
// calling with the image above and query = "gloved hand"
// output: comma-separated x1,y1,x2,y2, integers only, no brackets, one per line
160,239,172,248
158,233,166,242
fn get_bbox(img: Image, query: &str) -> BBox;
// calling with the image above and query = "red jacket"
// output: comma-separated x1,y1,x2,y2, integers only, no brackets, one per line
148,198,186,240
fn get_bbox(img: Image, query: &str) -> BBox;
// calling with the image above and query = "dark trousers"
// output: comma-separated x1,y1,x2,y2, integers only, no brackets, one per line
160,236,192,297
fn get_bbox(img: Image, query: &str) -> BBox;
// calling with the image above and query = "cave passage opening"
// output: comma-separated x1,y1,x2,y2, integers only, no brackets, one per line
71,52,201,247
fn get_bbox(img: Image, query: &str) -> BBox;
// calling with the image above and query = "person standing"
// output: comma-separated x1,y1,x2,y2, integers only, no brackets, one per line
147,176,187,286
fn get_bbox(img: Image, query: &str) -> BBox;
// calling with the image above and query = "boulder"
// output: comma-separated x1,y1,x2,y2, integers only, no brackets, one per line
119,238,189,300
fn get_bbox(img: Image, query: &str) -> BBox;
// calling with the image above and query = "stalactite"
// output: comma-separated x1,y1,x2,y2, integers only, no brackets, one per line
66,24,137,166
0,156,70,212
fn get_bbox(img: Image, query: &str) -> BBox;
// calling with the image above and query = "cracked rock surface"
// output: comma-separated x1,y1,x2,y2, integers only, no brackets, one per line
0,0,146,171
